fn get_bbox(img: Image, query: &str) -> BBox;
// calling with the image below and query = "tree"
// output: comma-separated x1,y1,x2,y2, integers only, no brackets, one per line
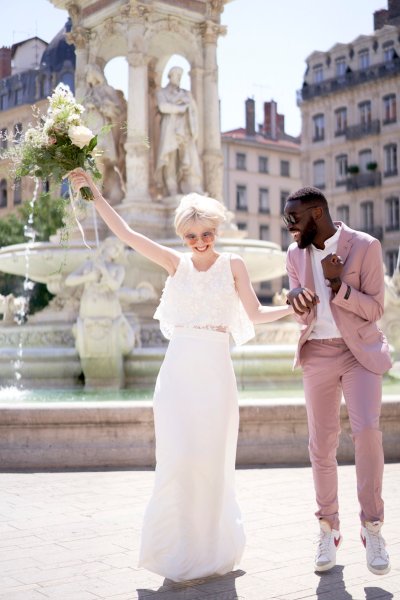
0,192,65,314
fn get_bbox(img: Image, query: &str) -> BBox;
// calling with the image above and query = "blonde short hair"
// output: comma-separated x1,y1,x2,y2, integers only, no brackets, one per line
174,193,228,238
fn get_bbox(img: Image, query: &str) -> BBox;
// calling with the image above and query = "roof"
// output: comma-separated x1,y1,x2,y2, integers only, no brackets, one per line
222,127,300,149
11,37,47,58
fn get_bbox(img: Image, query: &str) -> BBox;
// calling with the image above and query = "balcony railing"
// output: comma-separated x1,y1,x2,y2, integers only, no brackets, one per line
345,119,380,140
346,171,382,191
297,58,400,103
360,225,383,241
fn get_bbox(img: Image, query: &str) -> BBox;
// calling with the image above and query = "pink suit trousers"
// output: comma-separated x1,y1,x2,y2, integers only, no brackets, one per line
301,338,384,530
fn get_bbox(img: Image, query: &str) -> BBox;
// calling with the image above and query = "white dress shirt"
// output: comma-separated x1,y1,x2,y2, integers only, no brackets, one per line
309,226,342,340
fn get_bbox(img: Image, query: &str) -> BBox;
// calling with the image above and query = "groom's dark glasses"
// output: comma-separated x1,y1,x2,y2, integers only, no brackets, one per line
281,206,319,227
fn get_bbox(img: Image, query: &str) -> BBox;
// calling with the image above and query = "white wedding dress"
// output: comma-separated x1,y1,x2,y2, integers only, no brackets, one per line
138,253,254,582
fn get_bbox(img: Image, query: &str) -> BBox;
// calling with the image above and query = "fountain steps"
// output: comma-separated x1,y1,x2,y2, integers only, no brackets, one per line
0,397,399,470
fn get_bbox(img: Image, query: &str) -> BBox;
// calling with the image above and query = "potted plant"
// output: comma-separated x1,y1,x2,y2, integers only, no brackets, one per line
346,164,360,174
366,161,378,171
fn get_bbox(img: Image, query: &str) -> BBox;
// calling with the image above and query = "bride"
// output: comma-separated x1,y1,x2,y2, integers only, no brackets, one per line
68,168,304,582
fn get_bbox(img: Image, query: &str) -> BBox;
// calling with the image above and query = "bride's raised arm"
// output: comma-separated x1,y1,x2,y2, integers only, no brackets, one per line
68,168,180,276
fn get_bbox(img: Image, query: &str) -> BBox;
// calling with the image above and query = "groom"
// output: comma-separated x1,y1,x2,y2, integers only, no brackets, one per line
283,186,392,575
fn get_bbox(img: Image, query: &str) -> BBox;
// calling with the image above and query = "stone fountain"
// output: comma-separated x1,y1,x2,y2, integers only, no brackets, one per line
0,1,399,470
0,0,295,391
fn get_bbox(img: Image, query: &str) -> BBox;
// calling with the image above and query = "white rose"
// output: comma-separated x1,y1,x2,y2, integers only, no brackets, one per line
68,125,95,149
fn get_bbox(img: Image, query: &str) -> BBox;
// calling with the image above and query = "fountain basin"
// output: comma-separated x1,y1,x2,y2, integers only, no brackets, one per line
0,237,286,286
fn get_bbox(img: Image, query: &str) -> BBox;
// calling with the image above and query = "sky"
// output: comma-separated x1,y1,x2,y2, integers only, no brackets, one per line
0,0,387,137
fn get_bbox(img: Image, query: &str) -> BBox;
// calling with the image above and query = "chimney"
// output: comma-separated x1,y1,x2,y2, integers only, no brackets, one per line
374,8,389,29
388,0,400,18
245,97,255,136
0,47,11,79
263,100,278,139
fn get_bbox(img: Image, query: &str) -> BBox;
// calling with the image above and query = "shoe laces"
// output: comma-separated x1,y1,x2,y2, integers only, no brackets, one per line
316,529,332,555
365,527,386,558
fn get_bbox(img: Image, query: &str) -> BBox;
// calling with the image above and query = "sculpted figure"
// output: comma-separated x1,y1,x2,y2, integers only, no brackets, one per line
84,63,127,204
155,66,202,196
65,237,134,388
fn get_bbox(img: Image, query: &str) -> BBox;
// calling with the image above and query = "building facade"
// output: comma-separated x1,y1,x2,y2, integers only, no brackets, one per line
0,21,75,216
222,99,301,300
297,0,400,275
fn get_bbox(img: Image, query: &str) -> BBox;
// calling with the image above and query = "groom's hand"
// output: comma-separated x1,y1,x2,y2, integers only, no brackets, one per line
286,287,319,315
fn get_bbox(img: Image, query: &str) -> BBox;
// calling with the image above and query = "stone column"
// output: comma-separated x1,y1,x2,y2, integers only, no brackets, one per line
124,48,150,203
201,21,226,200
66,27,90,100
190,66,205,161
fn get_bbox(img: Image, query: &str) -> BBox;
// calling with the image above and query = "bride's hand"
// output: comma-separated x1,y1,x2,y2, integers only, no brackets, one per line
68,168,100,199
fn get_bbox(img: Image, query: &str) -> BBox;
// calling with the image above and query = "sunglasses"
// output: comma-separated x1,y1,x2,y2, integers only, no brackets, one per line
281,206,319,227
184,231,215,245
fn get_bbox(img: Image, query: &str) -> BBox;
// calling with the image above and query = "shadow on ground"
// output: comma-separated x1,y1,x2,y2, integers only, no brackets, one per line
316,565,393,599
137,569,245,599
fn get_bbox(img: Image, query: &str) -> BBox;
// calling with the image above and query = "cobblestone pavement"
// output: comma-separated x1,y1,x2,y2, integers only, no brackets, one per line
0,464,399,600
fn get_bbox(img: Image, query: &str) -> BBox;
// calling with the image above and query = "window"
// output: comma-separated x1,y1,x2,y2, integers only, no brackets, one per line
385,197,399,231
0,94,7,110
359,149,372,173
312,114,325,141
334,107,347,135
313,160,325,188
358,49,370,70
0,179,7,208
281,227,291,251
335,57,346,77
335,154,348,184
259,225,270,241
236,185,247,211
60,179,70,198
280,160,290,177
361,201,374,230
13,123,22,143
384,144,398,176
13,178,22,205
337,205,350,224
384,43,395,63
359,101,372,127
385,249,399,276
313,64,323,83
258,188,269,213
237,222,247,231
280,190,290,214
236,152,246,170
14,88,23,105
383,94,396,124
61,72,75,93
258,156,268,173
0,127,7,150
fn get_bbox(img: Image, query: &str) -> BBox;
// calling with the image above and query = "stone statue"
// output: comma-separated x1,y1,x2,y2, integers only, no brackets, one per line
65,237,134,388
0,293,28,325
84,63,127,204
155,66,202,196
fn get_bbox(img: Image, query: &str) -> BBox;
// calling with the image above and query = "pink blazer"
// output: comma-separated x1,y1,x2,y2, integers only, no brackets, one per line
286,222,392,375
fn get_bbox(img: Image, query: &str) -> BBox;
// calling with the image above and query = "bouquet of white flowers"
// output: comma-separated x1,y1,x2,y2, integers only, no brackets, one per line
6,83,102,200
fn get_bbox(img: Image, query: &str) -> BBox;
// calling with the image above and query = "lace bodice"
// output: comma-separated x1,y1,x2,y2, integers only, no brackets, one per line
154,252,254,346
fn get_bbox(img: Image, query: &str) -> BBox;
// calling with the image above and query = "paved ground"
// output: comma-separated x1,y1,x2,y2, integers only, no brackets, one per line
0,464,399,600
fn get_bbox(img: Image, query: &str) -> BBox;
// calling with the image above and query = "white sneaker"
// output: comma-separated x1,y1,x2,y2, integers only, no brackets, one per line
314,519,342,572
361,521,391,575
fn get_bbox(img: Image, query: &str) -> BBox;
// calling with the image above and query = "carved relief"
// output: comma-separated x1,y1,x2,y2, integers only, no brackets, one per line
206,0,225,19
199,20,227,44
67,2,82,25
65,26,91,49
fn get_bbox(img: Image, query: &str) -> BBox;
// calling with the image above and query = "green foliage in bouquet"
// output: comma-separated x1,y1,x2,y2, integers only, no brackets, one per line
4,83,102,200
